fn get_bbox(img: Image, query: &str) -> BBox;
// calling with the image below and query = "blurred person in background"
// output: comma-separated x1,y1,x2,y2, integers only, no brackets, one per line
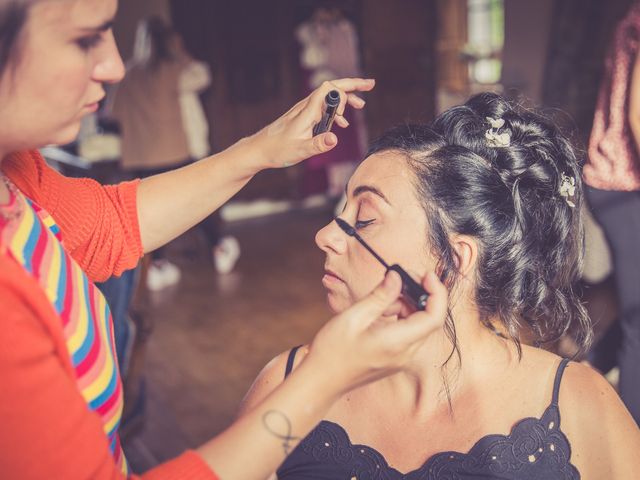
586,1,640,425
111,16,239,291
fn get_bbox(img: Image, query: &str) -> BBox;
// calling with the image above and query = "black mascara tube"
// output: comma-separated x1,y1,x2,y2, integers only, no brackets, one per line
313,90,340,136
388,265,429,311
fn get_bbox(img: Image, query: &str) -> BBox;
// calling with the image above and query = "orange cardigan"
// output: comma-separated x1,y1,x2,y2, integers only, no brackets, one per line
0,151,217,480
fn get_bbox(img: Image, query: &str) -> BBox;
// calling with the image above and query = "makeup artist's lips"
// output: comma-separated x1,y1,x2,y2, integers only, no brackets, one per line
84,102,99,112
322,268,344,288
84,95,105,112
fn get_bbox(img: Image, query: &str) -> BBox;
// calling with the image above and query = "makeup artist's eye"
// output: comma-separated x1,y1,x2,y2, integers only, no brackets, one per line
355,219,374,229
76,34,103,51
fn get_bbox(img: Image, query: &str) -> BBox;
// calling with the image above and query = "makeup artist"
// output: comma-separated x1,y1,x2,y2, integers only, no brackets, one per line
0,1,448,479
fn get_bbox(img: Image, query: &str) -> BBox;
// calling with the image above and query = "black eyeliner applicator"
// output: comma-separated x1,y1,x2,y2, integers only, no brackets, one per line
334,217,429,311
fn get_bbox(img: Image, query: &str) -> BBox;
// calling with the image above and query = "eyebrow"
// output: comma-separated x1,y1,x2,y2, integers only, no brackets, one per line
347,184,391,205
79,19,114,33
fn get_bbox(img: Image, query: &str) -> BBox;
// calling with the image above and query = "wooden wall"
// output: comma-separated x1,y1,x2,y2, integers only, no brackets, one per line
168,0,437,199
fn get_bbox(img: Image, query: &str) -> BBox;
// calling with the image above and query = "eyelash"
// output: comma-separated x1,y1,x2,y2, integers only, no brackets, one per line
355,219,375,229
76,34,103,51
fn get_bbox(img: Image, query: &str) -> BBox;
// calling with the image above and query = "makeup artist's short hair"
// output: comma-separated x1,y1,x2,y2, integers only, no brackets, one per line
367,92,591,362
0,0,34,79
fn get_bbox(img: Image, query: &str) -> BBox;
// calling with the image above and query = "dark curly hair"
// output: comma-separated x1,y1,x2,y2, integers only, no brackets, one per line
367,92,592,366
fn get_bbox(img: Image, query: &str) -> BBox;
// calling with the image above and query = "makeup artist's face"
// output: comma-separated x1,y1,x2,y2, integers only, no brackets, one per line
0,0,124,153
316,151,436,313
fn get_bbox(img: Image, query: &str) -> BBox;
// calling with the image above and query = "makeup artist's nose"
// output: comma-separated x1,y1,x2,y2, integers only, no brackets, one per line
92,31,125,84
315,220,347,255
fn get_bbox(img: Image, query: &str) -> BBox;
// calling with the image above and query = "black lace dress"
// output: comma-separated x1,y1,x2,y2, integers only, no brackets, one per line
277,349,579,480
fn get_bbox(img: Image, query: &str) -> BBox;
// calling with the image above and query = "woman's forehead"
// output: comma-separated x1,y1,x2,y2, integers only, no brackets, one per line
349,151,415,198
33,0,117,30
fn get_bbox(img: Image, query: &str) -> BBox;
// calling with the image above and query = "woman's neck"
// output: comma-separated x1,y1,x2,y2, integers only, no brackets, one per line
374,300,517,417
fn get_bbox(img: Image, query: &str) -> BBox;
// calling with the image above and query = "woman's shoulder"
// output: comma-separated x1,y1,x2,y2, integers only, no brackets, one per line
525,348,640,476
237,345,309,417
519,345,625,414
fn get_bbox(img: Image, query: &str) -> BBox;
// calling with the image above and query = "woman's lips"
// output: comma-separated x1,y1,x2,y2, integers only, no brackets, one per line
85,94,105,112
322,268,344,287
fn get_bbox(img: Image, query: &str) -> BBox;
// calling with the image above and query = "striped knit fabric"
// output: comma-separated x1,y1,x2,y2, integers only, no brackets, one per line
0,179,128,474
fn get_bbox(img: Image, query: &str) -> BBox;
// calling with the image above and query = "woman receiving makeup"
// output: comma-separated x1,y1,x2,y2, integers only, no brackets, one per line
241,93,640,479
0,1,450,479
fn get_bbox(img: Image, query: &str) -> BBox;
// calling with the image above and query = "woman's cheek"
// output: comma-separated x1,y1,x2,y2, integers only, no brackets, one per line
327,290,354,314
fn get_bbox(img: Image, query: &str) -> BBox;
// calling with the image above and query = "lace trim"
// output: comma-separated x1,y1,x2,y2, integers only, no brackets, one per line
284,404,579,479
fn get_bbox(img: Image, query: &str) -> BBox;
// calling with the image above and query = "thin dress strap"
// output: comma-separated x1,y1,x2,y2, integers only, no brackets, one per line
551,358,571,406
284,345,303,379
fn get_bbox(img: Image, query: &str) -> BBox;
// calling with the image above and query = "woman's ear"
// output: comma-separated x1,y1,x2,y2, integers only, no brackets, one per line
450,234,478,277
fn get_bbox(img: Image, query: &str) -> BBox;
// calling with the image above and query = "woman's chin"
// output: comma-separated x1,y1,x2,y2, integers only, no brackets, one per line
326,292,352,314
48,122,82,147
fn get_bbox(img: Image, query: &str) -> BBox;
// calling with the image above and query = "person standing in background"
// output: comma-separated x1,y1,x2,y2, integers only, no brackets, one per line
295,5,368,202
586,1,640,425
112,17,240,290
173,32,241,276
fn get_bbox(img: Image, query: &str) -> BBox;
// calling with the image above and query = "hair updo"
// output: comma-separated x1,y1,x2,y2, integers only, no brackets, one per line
367,92,591,359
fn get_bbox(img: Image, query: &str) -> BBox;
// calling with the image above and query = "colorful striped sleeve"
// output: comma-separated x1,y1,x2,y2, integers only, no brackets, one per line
0,258,218,480
2,150,143,282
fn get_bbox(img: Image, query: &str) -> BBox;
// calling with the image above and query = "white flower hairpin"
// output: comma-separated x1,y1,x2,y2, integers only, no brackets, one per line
485,116,511,147
559,173,576,208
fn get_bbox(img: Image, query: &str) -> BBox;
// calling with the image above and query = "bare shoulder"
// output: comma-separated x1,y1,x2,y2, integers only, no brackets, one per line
237,345,309,418
559,360,632,423
557,361,640,477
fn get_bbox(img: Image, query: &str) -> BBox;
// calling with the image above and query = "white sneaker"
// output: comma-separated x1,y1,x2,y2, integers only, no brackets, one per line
146,259,181,291
213,236,241,274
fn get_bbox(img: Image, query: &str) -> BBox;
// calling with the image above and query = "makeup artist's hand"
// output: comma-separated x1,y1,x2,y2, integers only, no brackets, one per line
306,270,448,394
247,78,375,169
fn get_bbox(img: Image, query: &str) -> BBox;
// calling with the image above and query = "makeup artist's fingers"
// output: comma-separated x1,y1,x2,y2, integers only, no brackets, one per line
388,272,448,343
345,270,403,323
305,132,338,156
381,298,407,318
334,115,350,128
311,81,348,120
307,78,373,120
330,77,376,93
346,93,366,109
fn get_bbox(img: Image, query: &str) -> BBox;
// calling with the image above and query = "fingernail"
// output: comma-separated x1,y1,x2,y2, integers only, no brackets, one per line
324,133,337,146
383,270,401,289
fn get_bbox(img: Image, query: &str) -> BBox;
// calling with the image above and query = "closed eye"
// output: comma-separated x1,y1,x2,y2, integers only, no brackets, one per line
355,219,375,229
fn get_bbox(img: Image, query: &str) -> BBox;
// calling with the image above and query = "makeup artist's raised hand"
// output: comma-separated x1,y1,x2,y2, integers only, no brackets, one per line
248,78,375,169
306,270,448,393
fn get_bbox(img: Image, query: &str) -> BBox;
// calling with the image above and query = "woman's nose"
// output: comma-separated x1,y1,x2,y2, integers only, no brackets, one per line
93,31,125,84
315,219,347,255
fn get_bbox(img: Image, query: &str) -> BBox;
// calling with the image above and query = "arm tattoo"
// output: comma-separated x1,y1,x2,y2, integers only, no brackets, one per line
262,410,301,455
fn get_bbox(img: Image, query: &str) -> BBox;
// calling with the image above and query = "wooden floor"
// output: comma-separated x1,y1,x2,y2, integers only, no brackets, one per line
122,208,334,472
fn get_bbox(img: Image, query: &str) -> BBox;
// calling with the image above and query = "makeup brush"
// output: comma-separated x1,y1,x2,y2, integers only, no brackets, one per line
334,217,428,310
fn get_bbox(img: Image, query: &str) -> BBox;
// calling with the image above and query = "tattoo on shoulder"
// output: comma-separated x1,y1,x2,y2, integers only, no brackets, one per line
262,410,301,455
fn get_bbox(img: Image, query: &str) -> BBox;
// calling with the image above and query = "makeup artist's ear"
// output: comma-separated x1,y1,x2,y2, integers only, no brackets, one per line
450,234,478,276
